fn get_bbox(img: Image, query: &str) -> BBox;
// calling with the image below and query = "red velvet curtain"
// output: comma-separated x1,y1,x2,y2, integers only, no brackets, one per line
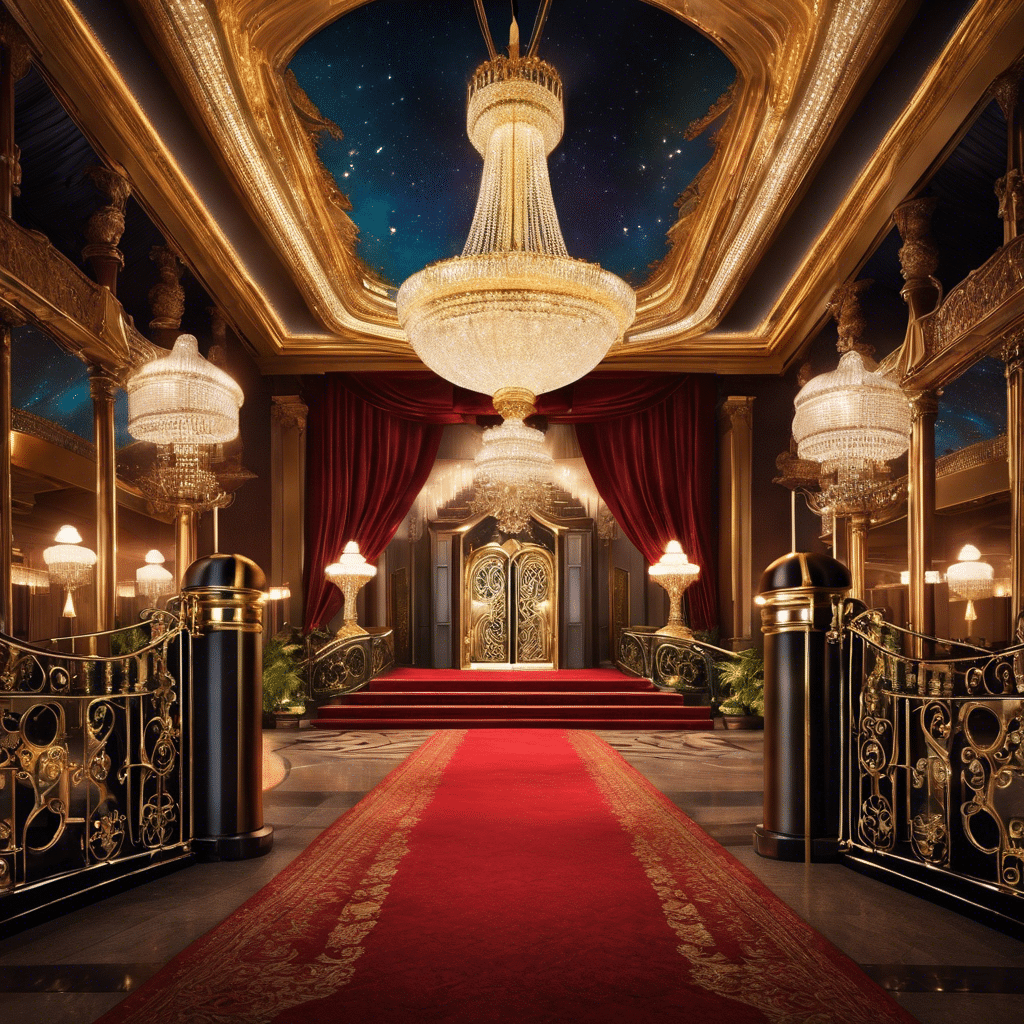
305,370,718,632
574,376,718,630
304,378,444,629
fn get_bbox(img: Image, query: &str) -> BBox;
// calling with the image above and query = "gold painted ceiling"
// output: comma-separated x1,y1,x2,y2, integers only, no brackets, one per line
6,0,1024,375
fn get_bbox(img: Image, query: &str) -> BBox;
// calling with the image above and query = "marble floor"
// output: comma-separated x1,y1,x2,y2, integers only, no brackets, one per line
0,726,1021,1023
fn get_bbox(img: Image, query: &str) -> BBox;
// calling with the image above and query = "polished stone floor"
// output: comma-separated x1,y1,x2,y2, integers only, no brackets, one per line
0,727,1021,1023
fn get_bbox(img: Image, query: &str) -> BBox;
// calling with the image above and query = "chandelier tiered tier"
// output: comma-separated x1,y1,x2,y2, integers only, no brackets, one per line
397,14,634,530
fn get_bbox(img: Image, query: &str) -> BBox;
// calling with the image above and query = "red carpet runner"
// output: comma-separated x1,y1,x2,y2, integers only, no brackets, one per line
98,731,916,1023
313,667,713,729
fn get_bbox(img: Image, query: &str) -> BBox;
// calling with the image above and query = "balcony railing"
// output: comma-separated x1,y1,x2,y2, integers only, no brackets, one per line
305,626,394,705
838,606,1024,931
0,610,191,930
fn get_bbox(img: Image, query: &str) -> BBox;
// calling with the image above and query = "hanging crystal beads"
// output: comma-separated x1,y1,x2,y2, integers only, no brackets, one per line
471,416,553,533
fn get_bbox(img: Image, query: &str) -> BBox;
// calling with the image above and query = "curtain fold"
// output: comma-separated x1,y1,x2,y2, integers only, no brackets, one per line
574,376,718,630
304,378,444,629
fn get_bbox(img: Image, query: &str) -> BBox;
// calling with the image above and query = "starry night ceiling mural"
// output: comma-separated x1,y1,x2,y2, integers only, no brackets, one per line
288,0,737,288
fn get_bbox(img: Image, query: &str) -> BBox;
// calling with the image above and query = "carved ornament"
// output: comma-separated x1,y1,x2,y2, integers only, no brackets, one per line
721,396,754,428
1003,326,1024,375
829,279,874,356
892,197,939,282
148,245,184,331
270,395,308,432
82,166,130,265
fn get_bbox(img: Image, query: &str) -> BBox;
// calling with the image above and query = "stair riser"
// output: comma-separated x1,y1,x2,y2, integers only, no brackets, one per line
312,719,713,730
317,706,709,721
348,693,687,706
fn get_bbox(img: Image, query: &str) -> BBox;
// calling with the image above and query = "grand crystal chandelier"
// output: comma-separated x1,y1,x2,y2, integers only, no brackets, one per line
397,9,635,528
792,281,911,515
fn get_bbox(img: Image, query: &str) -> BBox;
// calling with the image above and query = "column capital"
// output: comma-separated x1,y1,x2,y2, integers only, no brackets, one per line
721,395,754,427
1003,327,1024,375
908,389,940,422
271,395,308,433
88,365,119,402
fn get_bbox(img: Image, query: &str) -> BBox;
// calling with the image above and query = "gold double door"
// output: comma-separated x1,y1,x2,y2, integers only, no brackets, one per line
464,541,556,668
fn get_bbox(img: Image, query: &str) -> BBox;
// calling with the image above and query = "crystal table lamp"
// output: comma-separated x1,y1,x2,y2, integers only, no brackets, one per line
136,549,175,602
648,541,701,640
43,525,97,620
946,544,993,625
324,542,377,639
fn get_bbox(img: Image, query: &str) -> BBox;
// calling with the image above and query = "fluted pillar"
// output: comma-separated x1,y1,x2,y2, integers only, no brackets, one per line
90,369,119,631
270,395,307,631
0,324,11,631
721,397,755,649
849,513,868,603
907,391,938,643
1005,330,1024,629
995,69,1024,244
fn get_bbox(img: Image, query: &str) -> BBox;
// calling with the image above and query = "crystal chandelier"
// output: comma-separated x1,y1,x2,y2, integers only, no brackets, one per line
790,282,913,516
397,15,635,426
126,333,243,445
324,542,377,638
648,541,701,639
12,565,50,592
43,525,96,619
946,544,993,625
471,414,553,533
136,549,175,601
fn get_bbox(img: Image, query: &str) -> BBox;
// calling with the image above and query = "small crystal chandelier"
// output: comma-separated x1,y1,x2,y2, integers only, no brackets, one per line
126,333,243,445
648,541,701,639
946,544,993,625
324,542,377,638
138,444,230,515
397,11,635,428
43,525,96,619
136,549,175,602
793,281,911,500
471,414,553,533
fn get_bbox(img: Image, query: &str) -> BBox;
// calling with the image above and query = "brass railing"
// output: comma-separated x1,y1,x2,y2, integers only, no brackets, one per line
0,610,191,928
839,606,1024,928
306,626,394,705
617,627,723,705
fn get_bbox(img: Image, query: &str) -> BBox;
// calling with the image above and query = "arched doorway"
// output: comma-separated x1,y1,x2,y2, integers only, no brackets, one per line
463,539,556,668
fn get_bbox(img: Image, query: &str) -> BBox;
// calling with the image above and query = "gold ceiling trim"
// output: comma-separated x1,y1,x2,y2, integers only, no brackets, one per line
5,0,1017,375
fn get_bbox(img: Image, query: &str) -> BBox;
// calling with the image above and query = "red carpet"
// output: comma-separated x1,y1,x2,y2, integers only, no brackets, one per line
313,667,713,729
98,731,917,1024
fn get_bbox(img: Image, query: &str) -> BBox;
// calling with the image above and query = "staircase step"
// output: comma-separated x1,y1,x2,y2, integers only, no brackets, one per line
347,691,687,706
312,717,713,731
316,703,710,720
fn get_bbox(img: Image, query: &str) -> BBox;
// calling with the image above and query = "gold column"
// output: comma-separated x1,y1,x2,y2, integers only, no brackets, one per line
0,324,11,629
1005,330,1024,628
907,391,938,642
995,69,1024,245
722,397,755,649
175,509,197,586
270,395,307,630
90,368,118,631
849,513,869,602
82,167,129,293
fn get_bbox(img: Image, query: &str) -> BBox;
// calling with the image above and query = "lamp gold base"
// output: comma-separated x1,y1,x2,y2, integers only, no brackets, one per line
656,623,695,640
335,621,368,639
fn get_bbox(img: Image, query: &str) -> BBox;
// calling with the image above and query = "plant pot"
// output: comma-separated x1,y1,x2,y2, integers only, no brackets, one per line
722,715,764,730
274,709,304,729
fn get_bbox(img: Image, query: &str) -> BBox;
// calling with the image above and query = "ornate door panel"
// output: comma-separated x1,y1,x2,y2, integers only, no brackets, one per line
468,550,509,664
513,549,553,664
465,542,555,667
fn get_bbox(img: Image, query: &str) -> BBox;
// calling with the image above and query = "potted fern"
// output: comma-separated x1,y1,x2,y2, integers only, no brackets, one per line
262,632,306,728
716,647,764,728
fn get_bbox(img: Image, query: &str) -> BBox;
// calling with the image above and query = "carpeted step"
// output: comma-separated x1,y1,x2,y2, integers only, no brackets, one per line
316,703,710,721
370,678,654,693
311,717,714,730
346,691,688,706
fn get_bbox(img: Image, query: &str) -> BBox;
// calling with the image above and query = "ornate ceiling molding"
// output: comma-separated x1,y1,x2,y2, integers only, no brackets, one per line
5,0,1022,374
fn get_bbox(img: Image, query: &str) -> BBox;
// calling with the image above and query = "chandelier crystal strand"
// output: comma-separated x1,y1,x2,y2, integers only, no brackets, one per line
471,417,553,533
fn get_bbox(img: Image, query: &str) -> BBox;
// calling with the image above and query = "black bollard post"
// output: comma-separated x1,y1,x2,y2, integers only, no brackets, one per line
182,554,273,860
753,552,850,862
